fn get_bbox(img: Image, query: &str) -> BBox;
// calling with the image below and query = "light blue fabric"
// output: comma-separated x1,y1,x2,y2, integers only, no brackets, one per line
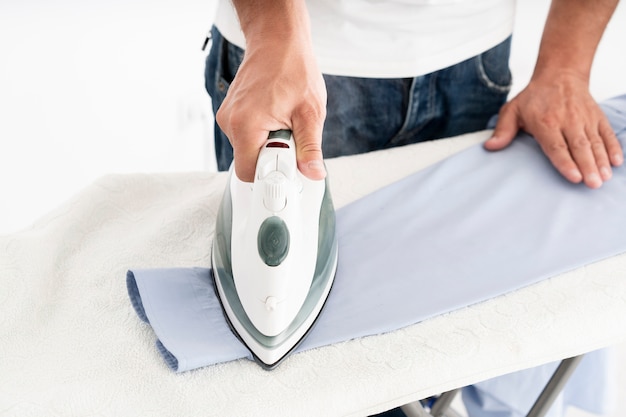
127,95,626,376
127,267,248,370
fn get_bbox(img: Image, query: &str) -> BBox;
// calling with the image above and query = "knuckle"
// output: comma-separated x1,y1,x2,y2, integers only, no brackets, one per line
298,141,322,155
215,107,228,129
567,135,591,150
538,115,560,131
590,138,606,153
600,124,619,144
224,110,246,129
215,101,238,128
294,101,326,125
543,140,568,155
607,140,623,154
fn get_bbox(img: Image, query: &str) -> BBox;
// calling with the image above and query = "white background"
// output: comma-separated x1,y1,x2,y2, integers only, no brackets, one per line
0,0,217,234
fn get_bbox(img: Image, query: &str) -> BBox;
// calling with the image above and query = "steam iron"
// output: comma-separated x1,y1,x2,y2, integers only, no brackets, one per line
211,129,338,369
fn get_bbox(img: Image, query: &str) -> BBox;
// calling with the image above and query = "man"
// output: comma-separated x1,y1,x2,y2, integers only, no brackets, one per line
206,0,621,188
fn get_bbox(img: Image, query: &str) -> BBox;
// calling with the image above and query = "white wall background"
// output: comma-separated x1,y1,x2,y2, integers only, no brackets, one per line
0,0,218,234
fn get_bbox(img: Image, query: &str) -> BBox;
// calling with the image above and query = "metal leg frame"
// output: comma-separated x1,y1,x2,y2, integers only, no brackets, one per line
400,389,461,417
526,355,584,417
397,355,584,417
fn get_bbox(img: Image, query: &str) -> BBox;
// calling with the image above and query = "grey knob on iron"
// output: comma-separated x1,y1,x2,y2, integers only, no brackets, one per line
263,171,287,212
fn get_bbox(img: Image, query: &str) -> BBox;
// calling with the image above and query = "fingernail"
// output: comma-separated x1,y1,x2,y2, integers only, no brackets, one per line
308,159,325,172
569,169,583,182
600,166,612,180
613,153,624,165
587,173,602,188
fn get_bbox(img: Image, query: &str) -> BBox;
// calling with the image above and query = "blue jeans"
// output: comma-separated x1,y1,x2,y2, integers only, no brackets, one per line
205,25,512,171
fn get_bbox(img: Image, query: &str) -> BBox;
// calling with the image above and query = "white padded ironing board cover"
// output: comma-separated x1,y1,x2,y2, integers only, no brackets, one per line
127,96,626,372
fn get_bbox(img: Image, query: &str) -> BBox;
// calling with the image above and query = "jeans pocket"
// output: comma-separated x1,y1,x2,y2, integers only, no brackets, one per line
204,26,244,107
475,36,512,94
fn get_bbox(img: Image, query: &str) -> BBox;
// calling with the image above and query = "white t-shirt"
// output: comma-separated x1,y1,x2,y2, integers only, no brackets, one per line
214,0,516,79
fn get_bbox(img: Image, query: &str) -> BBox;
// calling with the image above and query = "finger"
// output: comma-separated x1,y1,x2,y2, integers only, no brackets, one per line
292,109,326,181
216,101,273,182
563,129,602,189
232,131,267,183
586,126,612,182
484,102,520,151
535,128,584,184
598,117,624,167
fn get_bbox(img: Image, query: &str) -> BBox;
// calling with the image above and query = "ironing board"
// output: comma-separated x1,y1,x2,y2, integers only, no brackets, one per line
1,129,625,417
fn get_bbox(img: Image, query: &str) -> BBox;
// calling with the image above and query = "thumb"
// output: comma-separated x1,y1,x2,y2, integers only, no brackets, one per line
292,116,326,181
484,102,521,151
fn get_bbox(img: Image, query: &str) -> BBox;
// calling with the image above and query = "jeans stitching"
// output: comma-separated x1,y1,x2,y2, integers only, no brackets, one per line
428,72,438,118
391,74,440,145
476,54,511,94
389,77,420,145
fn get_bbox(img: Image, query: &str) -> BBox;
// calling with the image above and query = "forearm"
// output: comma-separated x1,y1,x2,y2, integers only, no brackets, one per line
533,0,619,81
215,0,327,182
230,0,312,47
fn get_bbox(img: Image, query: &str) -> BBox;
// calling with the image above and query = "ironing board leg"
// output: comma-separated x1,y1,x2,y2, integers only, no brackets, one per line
430,389,460,417
398,355,583,417
399,389,460,417
399,401,433,417
526,355,584,417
